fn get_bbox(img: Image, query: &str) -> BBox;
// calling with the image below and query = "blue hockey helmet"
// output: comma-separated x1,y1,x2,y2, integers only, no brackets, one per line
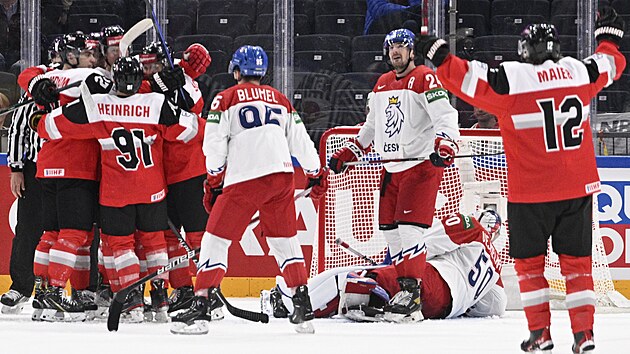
383,28,416,55
228,45,268,77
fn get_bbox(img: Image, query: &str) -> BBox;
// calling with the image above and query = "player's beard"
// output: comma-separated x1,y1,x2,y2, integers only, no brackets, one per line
391,57,410,73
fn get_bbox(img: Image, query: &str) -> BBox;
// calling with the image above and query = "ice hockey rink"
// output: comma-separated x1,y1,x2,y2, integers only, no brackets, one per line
1,299,629,354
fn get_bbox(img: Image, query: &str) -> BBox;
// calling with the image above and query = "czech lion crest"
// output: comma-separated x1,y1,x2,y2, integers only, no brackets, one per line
385,96,404,138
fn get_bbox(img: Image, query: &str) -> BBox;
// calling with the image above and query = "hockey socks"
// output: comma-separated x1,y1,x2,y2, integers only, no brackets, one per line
33,230,59,280
48,229,89,287
559,254,596,334
195,233,231,293
515,255,551,331
267,236,308,287
165,229,194,288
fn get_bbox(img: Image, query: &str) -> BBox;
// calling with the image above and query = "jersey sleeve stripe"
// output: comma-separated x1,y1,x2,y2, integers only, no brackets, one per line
176,111,198,143
45,110,63,140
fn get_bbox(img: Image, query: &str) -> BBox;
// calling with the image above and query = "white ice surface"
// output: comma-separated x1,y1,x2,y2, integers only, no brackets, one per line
1,299,630,354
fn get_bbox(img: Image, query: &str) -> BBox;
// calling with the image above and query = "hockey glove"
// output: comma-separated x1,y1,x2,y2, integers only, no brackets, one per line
203,178,223,215
149,66,185,93
328,139,365,174
28,110,47,132
306,168,329,200
419,36,450,67
431,137,459,167
29,75,59,107
595,7,625,46
181,43,212,79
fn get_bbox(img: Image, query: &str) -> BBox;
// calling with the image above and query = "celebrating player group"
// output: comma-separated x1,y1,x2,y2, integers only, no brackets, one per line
1,3,626,353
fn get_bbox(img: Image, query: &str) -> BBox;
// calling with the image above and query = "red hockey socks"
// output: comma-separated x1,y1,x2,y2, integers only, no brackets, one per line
515,255,551,331
33,230,59,280
266,236,308,288
559,254,595,334
69,230,93,290
195,233,231,294
395,225,427,280
48,229,89,288
165,229,193,288
100,239,120,292
103,234,140,289
135,230,169,285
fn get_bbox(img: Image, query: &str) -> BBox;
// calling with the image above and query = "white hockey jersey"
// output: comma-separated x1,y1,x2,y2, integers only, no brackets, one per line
357,65,460,173
203,83,320,187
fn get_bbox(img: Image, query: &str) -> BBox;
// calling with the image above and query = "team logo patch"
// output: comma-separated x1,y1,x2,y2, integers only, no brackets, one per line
293,112,302,124
207,111,221,124
385,96,404,138
426,88,448,103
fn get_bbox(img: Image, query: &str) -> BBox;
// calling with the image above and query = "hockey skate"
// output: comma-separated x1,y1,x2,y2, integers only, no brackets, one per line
168,285,194,314
170,288,224,335
289,285,315,334
260,285,289,318
94,284,113,319
383,278,424,323
145,279,169,323
121,287,144,323
521,327,554,353
0,289,29,315
71,288,98,321
31,277,54,321
43,286,87,322
343,305,385,322
572,330,595,354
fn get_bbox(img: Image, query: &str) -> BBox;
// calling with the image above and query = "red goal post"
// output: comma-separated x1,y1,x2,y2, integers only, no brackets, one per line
311,126,628,309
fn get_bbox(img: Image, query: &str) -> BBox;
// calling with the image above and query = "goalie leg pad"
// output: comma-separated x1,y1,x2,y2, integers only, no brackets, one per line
195,233,231,291
267,236,308,288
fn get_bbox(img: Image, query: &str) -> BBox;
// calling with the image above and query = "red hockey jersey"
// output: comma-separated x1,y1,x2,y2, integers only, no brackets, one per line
37,92,198,207
436,41,626,203
139,71,206,184
18,66,114,180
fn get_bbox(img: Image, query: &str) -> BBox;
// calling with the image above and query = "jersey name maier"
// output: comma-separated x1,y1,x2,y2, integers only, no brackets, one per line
97,103,151,118
48,75,71,89
236,87,279,103
536,66,574,83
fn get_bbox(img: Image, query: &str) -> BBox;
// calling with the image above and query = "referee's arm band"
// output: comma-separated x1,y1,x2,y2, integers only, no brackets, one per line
10,166,24,173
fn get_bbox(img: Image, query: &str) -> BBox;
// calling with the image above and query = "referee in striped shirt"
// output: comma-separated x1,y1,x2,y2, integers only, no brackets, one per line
0,95,44,311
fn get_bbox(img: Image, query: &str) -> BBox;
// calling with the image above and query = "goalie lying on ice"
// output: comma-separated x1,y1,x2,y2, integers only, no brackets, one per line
262,212,507,322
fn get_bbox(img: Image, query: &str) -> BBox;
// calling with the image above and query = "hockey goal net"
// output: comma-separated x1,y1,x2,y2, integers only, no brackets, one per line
311,126,628,309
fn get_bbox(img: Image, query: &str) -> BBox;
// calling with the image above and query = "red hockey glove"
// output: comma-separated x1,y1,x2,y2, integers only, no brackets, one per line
181,43,211,79
203,169,225,214
306,168,329,201
595,7,625,46
28,75,59,107
328,139,365,174
431,137,459,167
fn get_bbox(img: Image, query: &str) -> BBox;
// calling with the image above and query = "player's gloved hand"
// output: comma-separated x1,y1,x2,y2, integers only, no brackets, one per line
328,138,365,174
29,75,59,106
419,35,450,67
203,169,225,214
149,66,185,93
306,168,329,200
595,6,625,45
431,137,459,167
181,43,212,79
28,110,47,132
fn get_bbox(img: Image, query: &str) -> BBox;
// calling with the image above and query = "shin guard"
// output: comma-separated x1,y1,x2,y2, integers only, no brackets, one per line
135,231,169,285
70,230,93,290
267,236,308,288
103,234,140,289
48,229,89,288
165,229,193,288
33,230,59,280
195,232,231,293
395,224,427,279
515,255,551,331
559,254,596,334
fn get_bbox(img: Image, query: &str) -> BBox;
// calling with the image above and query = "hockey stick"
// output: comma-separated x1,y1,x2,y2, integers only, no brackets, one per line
119,18,153,57
335,238,378,266
141,0,189,109
167,220,271,324
343,151,505,167
0,81,82,117
107,248,199,331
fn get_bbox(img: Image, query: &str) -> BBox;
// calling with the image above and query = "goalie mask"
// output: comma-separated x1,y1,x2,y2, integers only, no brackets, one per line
518,23,561,65
113,56,143,95
477,209,502,241
229,45,268,77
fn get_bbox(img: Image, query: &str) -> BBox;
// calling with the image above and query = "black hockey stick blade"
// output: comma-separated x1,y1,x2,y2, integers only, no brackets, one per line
215,289,269,323
0,81,82,117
